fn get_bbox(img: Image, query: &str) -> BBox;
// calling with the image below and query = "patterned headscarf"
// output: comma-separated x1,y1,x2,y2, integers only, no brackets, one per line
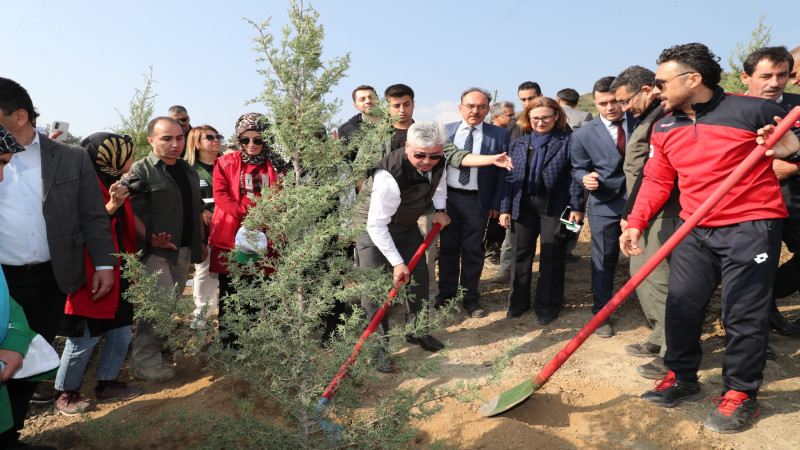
0,124,25,155
81,132,135,188
235,113,290,172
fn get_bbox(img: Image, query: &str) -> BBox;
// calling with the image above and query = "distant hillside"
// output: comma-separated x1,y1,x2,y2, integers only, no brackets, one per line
576,93,596,117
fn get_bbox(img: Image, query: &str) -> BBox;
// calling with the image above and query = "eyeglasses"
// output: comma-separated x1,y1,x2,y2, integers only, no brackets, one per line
238,137,265,146
204,134,224,141
530,113,556,123
175,117,190,123
617,87,642,107
411,152,444,161
654,71,695,90
462,104,489,111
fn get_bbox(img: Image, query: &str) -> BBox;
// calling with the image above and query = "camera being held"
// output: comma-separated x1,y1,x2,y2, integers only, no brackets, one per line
120,174,151,195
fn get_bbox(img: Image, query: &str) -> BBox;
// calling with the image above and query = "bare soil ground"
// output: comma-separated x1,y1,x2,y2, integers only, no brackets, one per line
15,228,800,449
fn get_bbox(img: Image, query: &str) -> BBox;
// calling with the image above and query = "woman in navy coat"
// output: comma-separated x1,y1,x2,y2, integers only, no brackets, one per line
498,97,585,323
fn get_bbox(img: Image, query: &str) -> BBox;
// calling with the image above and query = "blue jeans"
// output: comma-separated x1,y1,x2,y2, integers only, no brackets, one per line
54,323,133,391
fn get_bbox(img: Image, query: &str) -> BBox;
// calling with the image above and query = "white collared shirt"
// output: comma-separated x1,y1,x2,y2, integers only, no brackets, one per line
446,121,483,190
366,167,447,266
0,131,51,265
599,114,628,147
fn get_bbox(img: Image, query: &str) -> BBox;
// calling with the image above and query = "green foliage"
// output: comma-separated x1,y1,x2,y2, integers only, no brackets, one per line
720,14,771,93
577,93,596,117
113,65,157,160
120,1,494,448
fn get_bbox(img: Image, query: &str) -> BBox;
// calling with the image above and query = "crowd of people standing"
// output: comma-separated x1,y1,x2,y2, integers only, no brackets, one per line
1,40,800,448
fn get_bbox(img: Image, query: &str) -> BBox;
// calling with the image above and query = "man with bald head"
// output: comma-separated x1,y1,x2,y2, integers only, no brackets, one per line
128,117,206,383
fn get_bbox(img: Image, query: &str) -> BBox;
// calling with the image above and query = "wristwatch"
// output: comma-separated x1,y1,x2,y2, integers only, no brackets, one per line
784,150,800,163
435,208,446,213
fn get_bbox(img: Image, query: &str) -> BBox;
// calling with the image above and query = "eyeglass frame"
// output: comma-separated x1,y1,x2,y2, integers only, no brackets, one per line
529,113,556,123
461,104,490,111
617,87,643,107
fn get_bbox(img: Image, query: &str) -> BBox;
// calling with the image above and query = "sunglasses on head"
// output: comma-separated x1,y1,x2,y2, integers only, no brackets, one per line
204,134,224,141
238,137,265,146
411,152,444,161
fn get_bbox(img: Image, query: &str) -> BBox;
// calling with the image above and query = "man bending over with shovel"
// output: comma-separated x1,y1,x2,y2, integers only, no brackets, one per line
620,42,800,434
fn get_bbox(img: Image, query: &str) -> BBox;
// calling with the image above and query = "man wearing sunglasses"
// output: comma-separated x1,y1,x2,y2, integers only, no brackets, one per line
354,121,451,368
169,105,192,159
740,46,800,342
612,65,674,380
621,42,800,434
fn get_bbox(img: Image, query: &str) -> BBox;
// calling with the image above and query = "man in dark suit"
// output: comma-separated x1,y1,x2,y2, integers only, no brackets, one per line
741,46,800,339
0,77,116,447
570,76,634,338
438,87,510,318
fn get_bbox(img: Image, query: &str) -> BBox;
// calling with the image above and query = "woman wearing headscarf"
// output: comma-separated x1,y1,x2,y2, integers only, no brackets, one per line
209,113,288,348
184,125,223,328
53,133,145,416
499,97,585,324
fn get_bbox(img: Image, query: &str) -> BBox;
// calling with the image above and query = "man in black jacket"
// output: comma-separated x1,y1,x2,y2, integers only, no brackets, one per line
337,85,378,143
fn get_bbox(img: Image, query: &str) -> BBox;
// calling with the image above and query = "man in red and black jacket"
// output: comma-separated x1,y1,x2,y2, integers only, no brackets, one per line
620,43,800,434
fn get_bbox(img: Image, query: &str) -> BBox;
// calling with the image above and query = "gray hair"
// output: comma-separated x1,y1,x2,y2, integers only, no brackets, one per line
490,101,514,117
460,87,492,104
407,121,448,149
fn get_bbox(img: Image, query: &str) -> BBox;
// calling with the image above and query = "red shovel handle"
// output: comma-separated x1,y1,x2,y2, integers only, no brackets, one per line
321,222,442,401
532,106,800,388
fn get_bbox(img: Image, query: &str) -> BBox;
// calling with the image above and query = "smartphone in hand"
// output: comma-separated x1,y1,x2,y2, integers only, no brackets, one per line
559,206,581,233
51,121,69,142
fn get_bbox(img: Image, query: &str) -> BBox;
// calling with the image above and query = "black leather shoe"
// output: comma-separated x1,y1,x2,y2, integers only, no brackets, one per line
765,345,777,361
406,334,445,352
466,302,487,318
537,315,556,325
770,307,800,337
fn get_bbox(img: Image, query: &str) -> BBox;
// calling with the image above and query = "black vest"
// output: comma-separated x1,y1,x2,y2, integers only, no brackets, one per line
356,148,445,233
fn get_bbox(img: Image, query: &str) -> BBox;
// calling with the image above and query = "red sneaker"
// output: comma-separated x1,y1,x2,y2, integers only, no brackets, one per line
704,390,760,433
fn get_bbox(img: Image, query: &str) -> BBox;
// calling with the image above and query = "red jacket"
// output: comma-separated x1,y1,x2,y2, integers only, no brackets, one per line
65,177,137,319
209,151,279,273
628,89,788,231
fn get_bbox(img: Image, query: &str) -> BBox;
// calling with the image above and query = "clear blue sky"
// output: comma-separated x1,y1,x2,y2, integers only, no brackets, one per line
3,1,799,140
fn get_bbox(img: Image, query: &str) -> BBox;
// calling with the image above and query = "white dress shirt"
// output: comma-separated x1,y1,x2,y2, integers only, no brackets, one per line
366,167,447,266
0,132,51,265
599,114,628,147
446,121,483,190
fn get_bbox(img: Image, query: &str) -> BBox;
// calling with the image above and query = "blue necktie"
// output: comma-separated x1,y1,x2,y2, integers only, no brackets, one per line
459,127,475,185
